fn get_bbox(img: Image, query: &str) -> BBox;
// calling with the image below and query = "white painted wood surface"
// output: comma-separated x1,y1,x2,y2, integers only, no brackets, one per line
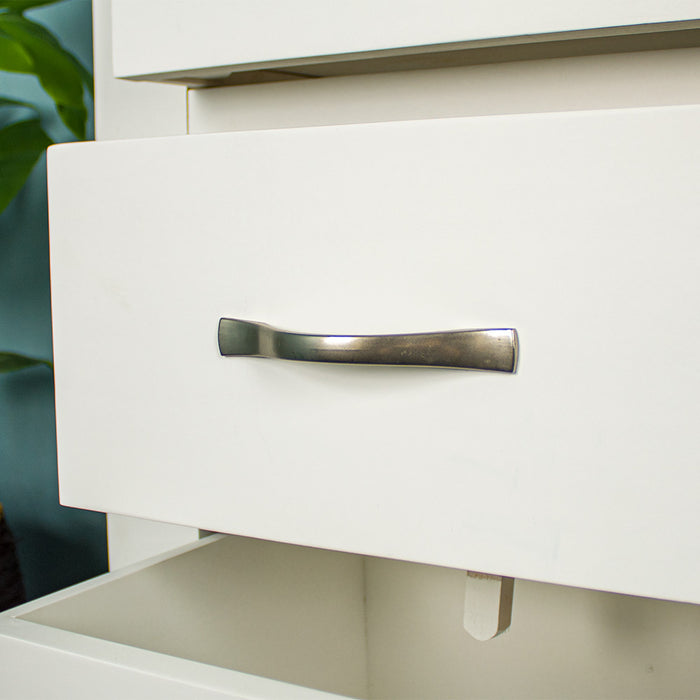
106,514,201,570
463,573,514,641
3,533,700,699
48,105,700,604
93,0,200,567
188,47,700,135
94,0,186,140
363,555,700,699
0,536,361,699
111,0,700,80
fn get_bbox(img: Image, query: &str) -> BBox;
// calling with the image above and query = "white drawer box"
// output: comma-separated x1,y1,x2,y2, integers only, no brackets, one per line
0,536,364,699
111,0,700,84
48,104,700,604
3,534,700,699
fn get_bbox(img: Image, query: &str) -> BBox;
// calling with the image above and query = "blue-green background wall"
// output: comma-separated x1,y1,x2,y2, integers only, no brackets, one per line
0,0,107,601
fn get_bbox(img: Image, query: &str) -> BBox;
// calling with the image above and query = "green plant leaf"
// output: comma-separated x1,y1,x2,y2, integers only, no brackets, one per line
0,351,52,373
5,8,94,99
70,46,93,100
23,13,93,92
0,1,61,10
56,102,85,138
0,94,38,111
0,13,88,138
0,118,52,214
0,26,33,71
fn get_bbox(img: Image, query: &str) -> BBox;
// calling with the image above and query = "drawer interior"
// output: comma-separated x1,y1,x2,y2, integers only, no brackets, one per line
17,535,700,699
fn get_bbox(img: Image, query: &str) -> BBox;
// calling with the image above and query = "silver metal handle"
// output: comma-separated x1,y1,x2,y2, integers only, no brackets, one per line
218,318,518,372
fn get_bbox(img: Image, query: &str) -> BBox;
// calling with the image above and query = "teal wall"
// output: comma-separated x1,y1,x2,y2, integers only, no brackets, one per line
0,0,107,600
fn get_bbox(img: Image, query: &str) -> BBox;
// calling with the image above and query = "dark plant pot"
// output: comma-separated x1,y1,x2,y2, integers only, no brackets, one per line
0,504,26,612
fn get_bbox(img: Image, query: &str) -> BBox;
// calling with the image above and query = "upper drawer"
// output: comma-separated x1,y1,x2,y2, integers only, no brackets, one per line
48,105,700,604
112,0,700,85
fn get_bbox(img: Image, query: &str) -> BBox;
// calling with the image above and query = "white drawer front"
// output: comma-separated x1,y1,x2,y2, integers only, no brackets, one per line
48,105,700,603
111,0,700,81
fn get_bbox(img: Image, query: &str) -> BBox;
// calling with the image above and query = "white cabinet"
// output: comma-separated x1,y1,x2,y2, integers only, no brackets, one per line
5,1,700,696
48,104,700,604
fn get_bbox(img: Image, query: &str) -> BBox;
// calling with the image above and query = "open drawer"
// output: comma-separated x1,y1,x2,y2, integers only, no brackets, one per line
47,104,700,604
2,534,700,698
0,536,362,699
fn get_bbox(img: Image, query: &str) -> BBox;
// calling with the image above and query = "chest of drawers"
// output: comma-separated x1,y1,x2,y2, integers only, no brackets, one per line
3,2,700,697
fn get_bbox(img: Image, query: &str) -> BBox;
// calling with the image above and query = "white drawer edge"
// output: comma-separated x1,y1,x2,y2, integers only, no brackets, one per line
0,619,343,699
112,0,700,85
4,535,225,620
0,535,348,700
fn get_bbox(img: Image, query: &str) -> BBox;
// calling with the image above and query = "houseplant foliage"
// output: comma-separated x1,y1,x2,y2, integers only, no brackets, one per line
1,0,92,610
0,0,92,373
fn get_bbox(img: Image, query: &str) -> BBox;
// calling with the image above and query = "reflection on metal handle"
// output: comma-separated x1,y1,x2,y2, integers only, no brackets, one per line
218,318,518,372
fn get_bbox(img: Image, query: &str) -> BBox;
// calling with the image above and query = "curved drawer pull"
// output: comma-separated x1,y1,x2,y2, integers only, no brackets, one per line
218,318,518,372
